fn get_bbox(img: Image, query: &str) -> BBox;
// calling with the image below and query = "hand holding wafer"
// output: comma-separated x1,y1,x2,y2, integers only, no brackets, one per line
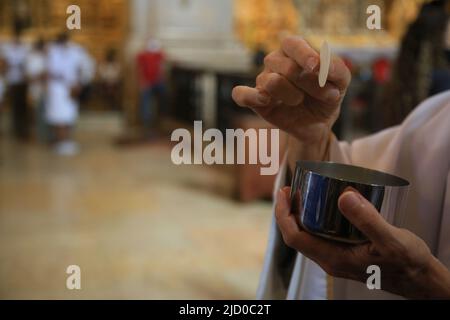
232,35,351,148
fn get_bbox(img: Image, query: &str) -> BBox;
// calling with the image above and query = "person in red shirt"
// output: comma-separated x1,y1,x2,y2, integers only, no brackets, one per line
136,39,165,133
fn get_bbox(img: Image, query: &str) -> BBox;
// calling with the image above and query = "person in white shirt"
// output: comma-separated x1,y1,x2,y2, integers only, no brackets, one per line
2,28,30,140
46,33,83,156
232,35,450,299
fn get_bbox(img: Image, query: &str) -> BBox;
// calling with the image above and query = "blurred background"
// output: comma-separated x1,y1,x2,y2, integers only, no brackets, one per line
0,0,449,299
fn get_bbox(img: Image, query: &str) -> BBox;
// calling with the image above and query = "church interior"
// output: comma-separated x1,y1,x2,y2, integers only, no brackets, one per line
0,0,447,299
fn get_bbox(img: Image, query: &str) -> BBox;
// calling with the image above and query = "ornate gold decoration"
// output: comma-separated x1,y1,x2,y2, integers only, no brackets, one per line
233,0,299,52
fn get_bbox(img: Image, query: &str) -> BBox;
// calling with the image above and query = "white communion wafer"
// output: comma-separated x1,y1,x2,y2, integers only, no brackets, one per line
318,41,331,88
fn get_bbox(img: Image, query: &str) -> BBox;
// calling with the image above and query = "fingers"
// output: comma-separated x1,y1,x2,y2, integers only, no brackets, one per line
263,50,302,80
256,72,304,106
327,55,352,92
295,71,342,105
231,86,270,108
338,190,396,246
275,187,338,261
282,36,351,91
275,187,382,281
264,50,347,105
233,36,351,109
281,36,319,72
275,187,301,242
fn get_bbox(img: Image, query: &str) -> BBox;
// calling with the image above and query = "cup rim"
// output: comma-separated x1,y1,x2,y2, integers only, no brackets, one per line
295,161,410,187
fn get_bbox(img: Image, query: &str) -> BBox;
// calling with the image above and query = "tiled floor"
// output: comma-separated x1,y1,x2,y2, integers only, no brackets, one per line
0,113,272,299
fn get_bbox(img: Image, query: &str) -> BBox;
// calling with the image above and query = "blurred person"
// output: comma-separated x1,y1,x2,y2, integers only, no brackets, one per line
0,56,5,115
380,0,450,129
98,48,121,110
1,27,30,140
0,56,5,135
78,48,96,107
46,32,83,156
232,33,450,299
25,38,47,143
136,38,165,133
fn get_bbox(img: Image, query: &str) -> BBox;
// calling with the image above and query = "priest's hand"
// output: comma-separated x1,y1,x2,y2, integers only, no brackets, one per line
275,187,450,299
231,36,351,164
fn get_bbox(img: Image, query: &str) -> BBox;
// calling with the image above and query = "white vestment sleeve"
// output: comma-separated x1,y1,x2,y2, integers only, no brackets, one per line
256,160,299,299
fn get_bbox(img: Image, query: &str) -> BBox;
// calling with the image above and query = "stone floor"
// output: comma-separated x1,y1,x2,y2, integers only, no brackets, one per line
0,113,272,299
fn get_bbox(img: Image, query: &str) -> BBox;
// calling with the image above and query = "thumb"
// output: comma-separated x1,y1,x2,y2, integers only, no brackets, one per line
338,191,395,245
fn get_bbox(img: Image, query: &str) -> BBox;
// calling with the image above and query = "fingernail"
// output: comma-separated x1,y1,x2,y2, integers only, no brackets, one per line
257,92,270,105
325,88,340,103
305,56,318,72
339,192,362,212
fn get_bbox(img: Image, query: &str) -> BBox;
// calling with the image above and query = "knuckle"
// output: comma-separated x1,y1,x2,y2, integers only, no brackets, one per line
392,240,409,258
255,72,266,86
263,52,276,67
280,37,293,50
281,35,303,50
265,74,283,93
384,240,408,261
284,61,299,78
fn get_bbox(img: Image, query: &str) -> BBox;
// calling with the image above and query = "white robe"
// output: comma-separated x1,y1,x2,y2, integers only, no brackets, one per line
257,90,450,300
46,43,84,126
25,51,46,103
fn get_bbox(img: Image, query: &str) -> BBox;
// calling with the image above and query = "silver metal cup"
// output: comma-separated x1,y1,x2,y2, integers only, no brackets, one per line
290,161,410,244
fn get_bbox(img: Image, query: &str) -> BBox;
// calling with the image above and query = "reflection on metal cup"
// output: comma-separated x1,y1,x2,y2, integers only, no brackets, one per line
290,161,410,244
